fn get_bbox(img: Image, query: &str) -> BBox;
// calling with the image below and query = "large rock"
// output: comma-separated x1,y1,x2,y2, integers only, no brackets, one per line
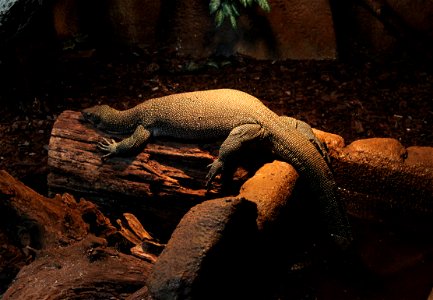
147,197,259,300
52,0,80,39
48,0,337,60
350,0,433,55
164,0,337,59
405,146,433,167
234,0,337,59
386,0,433,35
239,160,298,233
343,138,407,162
105,0,162,49
333,138,433,223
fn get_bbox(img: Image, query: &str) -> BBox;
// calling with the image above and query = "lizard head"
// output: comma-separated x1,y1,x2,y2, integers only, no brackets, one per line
82,104,136,134
81,105,113,129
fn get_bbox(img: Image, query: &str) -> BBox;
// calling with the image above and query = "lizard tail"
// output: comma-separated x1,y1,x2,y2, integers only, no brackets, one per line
269,126,353,249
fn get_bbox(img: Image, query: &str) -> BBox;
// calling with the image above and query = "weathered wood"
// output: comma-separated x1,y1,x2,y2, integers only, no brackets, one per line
2,235,152,300
47,110,255,239
0,170,153,299
48,110,217,197
0,169,114,249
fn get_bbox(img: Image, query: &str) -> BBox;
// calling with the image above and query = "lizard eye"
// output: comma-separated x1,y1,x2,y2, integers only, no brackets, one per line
82,111,91,119
81,110,100,125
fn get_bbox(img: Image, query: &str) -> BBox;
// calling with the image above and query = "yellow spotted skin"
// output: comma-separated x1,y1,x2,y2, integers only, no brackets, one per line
82,88,353,248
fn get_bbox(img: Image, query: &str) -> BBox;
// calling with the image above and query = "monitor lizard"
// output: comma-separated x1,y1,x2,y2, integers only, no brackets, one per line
82,88,353,248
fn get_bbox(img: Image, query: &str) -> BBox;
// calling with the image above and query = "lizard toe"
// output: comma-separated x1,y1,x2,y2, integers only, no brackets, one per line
205,159,224,187
97,138,118,156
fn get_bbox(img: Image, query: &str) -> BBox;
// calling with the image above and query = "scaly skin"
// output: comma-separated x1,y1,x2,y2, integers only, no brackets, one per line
82,88,352,248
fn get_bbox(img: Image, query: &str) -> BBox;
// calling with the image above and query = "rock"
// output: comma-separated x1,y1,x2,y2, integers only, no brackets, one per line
68,0,336,60
239,160,298,233
350,0,433,55
147,197,259,300
428,288,433,300
234,0,337,59
405,146,433,167
160,0,214,58
52,0,80,39
386,0,433,35
106,0,162,49
147,161,303,299
312,128,345,154
352,2,398,54
343,138,406,162
166,0,337,59
334,138,433,223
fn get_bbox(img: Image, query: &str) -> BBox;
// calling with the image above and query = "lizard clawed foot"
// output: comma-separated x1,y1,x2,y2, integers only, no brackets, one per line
205,159,223,188
97,138,118,159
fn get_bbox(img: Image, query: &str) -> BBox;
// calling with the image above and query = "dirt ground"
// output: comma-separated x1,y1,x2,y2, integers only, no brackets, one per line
0,48,432,297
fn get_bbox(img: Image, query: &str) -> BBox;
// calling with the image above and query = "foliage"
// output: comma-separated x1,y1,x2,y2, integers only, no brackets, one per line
209,0,270,28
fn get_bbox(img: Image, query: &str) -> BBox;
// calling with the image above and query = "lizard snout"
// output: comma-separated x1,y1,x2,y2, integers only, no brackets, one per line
81,109,101,126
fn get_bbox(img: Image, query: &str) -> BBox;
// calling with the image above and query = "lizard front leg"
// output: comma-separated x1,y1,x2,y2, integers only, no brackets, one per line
280,116,331,166
206,123,265,187
98,125,151,159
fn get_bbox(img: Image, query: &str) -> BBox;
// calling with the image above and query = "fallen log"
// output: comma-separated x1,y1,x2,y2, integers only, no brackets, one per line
48,110,263,239
47,110,217,200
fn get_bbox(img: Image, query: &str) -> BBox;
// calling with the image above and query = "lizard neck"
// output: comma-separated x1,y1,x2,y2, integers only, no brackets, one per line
100,106,141,134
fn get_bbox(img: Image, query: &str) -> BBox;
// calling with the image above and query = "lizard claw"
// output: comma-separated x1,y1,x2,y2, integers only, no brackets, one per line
101,152,113,160
97,138,118,158
205,159,223,188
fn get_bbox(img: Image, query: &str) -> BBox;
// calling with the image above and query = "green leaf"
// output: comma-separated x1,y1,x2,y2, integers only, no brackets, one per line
210,0,270,29
221,2,232,16
215,9,225,27
229,14,237,28
231,3,240,16
256,0,270,12
209,0,220,14
239,0,248,7
206,60,219,68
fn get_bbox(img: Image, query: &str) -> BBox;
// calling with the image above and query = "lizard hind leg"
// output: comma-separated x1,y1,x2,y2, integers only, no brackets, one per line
205,123,265,188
